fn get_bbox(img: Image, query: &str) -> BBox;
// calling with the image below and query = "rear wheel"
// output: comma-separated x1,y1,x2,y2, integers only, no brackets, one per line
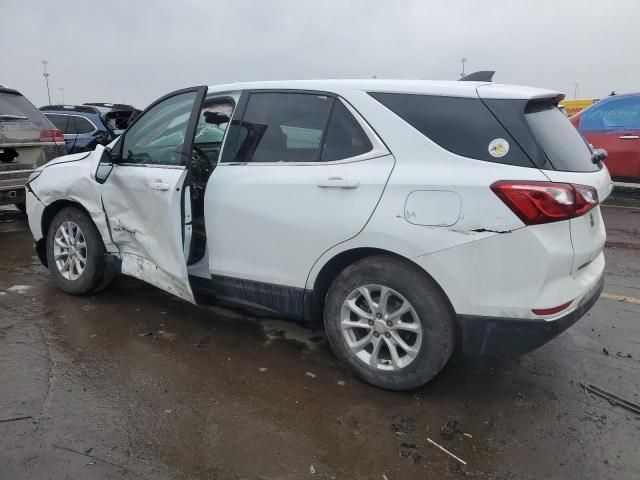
46,207,107,294
324,255,455,390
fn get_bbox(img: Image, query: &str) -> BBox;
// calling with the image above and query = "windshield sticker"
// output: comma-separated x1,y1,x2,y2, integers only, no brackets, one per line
488,138,509,158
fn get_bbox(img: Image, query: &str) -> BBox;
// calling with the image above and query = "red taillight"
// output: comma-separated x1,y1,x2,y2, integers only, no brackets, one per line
40,128,65,144
532,300,573,316
491,181,598,225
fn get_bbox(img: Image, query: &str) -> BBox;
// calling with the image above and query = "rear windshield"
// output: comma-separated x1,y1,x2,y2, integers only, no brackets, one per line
525,104,597,172
0,91,48,124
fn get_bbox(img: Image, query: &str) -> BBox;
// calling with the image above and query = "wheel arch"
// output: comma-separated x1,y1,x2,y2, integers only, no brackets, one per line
305,247,455,330
37,200,100,267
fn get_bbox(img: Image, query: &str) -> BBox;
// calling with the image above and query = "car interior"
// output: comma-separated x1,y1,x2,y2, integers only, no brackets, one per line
187,96,234,264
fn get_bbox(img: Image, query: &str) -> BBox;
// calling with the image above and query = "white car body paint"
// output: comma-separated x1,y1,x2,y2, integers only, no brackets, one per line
404,191,462,227
25,79,610,327
27,149,116,252
100,164,195,303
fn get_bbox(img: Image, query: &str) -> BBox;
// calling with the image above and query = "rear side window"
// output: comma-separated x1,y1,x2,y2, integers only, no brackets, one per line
370,93,533,167
525,104,597,172
0,91,48,124
580,96,640,131
234,92,333,162
44,114,70,132
74,116,95,134
322,101,372,161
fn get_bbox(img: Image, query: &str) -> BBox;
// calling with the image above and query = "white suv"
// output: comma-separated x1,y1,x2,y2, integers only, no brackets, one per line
25,80,611,390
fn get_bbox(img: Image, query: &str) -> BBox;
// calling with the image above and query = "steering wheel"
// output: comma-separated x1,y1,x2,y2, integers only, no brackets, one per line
190,144,214,193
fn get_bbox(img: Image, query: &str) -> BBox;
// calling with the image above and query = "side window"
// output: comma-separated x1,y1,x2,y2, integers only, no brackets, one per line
45,114,69,133
234,92,333,163
194,98,233,146
321,101,373,161
74,116,95,134
65,116,78,135
370,93,532,167
121,91,197,165
581,97,640,131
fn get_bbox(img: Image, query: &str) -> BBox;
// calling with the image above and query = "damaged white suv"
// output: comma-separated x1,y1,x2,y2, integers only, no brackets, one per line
25,80,611,390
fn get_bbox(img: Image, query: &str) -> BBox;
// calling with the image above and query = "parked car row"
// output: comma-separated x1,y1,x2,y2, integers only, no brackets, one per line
0,86,139,209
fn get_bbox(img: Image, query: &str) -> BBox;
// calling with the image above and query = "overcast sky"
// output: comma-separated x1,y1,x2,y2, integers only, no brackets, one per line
2,0,638,108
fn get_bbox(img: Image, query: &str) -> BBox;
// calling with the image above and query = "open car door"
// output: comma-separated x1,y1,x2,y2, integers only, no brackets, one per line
95,87,207,302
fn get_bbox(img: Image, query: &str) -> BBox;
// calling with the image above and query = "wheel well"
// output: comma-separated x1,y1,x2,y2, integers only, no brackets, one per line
41,200,94,242
307,247,422,329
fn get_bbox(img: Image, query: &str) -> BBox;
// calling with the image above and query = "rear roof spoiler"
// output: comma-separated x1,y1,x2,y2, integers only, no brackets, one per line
459,71,495,82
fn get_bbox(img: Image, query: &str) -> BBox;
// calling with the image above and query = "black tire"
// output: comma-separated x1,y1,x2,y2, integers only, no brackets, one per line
324,255,456,391
14,202,26,213
46,207,107,295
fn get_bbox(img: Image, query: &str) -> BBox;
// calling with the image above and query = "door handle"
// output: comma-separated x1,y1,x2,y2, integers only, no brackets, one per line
150,181,170,191
618,135,639,140
317,177,359,189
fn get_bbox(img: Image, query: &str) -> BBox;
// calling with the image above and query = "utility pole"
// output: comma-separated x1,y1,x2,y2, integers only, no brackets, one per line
41,60,51,105
59,88,65,104
460,58,467,78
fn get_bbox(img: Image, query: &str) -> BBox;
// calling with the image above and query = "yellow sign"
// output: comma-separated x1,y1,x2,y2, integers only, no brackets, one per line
560,99,599,116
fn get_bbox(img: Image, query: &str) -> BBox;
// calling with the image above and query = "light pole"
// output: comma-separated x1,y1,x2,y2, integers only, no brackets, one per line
41,60,51,105
460,58,467,78
59,88,65,104
574,83,579,99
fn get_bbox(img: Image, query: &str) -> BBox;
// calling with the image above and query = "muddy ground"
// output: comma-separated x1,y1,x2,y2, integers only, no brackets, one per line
1,196,639,480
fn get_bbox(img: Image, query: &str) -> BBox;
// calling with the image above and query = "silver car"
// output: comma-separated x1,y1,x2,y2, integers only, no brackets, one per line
0,86,65,210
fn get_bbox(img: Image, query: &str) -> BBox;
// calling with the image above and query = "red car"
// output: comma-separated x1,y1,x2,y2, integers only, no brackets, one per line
570,93,640,182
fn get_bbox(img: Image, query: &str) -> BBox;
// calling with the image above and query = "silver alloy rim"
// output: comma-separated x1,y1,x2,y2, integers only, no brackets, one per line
53,221,87,281
340,284,423,371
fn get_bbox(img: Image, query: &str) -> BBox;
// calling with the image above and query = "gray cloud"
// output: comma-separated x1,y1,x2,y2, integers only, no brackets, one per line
2,0,638,108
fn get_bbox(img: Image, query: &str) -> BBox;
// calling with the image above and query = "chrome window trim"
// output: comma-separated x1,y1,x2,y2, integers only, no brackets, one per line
115,163,186,170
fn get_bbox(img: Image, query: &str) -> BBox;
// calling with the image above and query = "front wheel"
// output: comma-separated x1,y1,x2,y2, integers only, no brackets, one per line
324,256,456,390
46,207,107,294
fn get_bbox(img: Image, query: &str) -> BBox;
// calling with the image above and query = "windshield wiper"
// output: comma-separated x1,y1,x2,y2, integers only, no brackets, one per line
0,114,28,121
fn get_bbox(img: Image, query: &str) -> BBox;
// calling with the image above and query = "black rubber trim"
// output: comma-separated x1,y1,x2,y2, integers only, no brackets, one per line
190,274,307,320
457,274,604,355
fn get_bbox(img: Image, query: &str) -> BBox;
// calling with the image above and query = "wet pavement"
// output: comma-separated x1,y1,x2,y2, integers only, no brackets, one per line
1,198,639,480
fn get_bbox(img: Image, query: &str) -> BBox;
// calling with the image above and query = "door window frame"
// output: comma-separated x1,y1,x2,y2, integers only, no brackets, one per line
219,89,389,166
110,86,208,169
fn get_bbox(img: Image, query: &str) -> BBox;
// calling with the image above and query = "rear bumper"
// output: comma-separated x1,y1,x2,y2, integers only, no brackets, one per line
457,273,604,355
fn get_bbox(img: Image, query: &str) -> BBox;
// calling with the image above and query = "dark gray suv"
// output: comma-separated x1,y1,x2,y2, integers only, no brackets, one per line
0,86,65,210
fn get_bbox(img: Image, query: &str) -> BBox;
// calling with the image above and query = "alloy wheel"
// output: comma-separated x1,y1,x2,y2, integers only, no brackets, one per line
53,221,87,281
340,284,423,371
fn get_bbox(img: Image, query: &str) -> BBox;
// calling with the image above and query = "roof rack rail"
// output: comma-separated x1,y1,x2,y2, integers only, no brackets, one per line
84,102,137,111
459,71,495,82
40,104,100,114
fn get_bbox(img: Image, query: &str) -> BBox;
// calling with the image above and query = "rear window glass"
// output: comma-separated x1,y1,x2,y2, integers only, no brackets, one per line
44,114,70,132
234,92,333,163
0,92,48,123
321,101,372,161
370,93,533,167
525,104,597,172
75,116,95,134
